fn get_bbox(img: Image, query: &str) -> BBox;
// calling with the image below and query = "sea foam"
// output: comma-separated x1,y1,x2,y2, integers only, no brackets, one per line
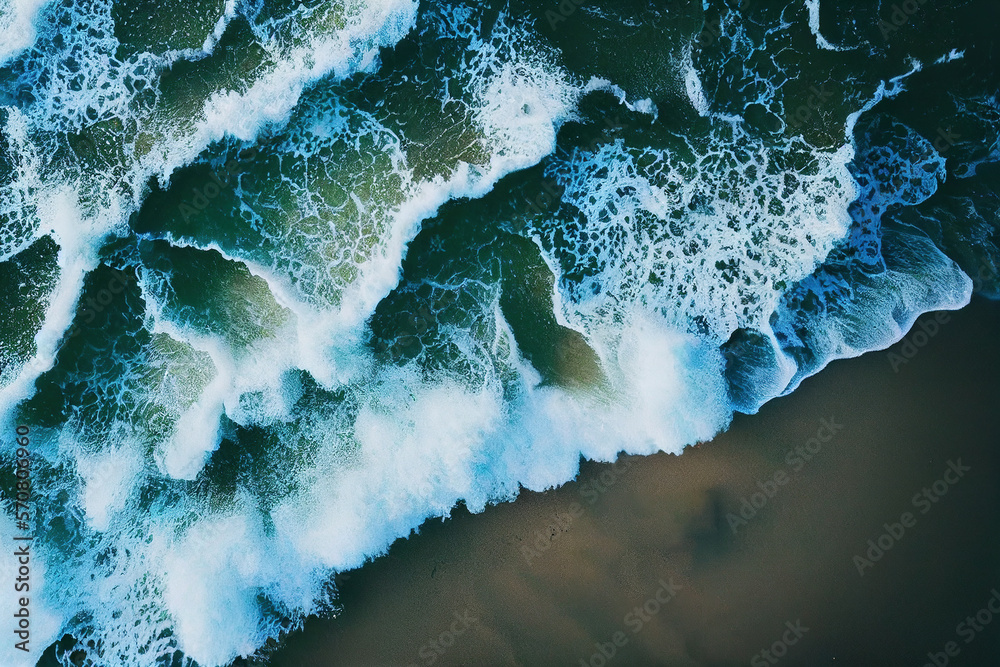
0,3,991,666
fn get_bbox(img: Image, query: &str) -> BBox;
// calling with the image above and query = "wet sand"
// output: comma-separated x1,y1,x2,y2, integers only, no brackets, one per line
263,298,1000,667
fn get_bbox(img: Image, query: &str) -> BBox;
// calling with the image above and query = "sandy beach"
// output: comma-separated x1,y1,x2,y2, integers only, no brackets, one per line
263,298,1000,667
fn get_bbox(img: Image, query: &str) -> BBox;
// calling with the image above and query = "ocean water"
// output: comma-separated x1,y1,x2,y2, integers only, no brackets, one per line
0,0,997,664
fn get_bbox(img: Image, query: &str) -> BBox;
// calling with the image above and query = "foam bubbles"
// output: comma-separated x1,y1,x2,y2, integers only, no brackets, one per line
533,126,856,345
0,0,49,64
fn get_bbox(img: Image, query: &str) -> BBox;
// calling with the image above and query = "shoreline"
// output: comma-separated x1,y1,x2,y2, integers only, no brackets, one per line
261,296,1000,667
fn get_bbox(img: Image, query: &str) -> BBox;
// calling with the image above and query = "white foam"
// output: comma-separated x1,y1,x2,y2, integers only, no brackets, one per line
125,8,587,485
535,130,856,345
776,227,972,397
683,46,710,116
0,0,421,424
935,48,965,64
769,114,973,396
804,0,853,51
74,443,144,532
276,373,504,566
162,509,273,667
0,186,103,424
582,78,659,121
0,0,49,64
156,370,228,480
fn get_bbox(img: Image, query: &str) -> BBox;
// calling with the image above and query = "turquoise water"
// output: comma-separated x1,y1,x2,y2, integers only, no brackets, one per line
0,0,998,664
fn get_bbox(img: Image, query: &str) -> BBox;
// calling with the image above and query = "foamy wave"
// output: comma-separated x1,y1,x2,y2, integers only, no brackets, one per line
0,0,49,64
0,3,995,666
534,128,856,344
